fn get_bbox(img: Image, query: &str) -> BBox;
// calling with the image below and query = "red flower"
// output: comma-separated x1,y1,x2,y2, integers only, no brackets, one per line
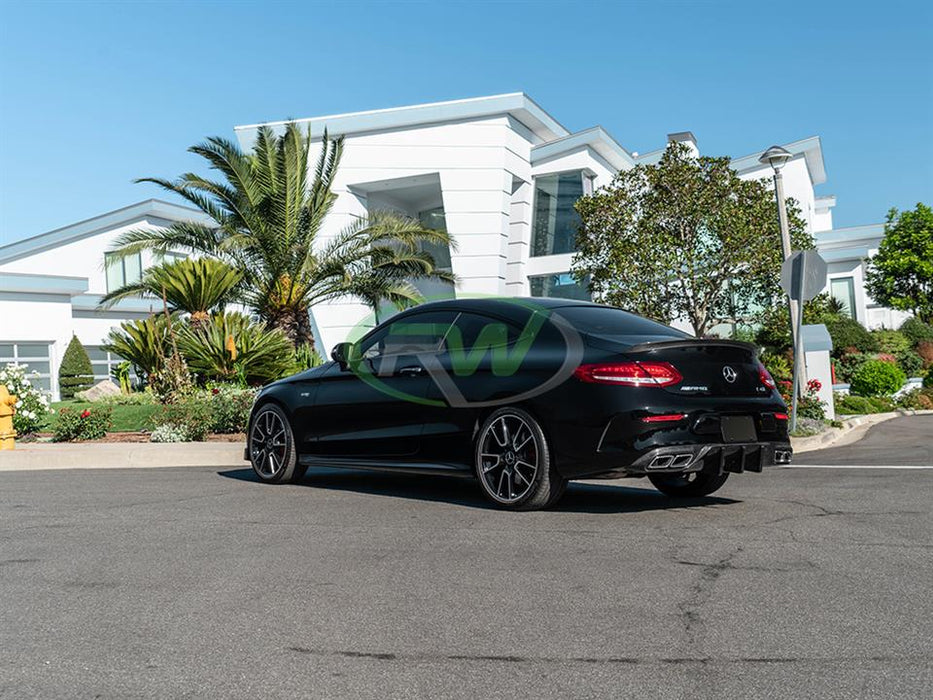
807,379,822,392
211,388,220,395
80,409,91,419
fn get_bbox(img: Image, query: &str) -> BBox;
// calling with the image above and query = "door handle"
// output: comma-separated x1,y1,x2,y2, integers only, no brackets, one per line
396,366,425,376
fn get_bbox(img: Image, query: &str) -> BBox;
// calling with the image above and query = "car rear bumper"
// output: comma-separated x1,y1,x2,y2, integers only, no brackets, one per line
577,441,792,479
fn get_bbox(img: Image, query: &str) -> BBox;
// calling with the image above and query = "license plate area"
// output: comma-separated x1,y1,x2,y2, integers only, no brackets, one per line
721,416,757,443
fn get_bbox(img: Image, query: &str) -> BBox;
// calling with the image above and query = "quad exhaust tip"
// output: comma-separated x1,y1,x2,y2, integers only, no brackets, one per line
774,449,792,464
647,453,694,470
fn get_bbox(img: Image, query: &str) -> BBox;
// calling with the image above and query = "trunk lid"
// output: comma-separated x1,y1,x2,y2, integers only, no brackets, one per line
623,339,768,397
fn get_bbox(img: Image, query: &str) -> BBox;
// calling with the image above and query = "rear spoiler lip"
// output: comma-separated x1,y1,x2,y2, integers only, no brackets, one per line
625,338,759,355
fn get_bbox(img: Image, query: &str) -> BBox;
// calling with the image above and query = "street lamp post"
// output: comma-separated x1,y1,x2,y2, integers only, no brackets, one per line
760,145,806,401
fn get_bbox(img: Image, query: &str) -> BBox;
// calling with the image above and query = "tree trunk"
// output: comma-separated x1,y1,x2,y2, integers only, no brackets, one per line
266,305,315,349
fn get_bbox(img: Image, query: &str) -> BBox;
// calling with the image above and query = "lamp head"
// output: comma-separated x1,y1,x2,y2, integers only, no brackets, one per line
759,145,793,172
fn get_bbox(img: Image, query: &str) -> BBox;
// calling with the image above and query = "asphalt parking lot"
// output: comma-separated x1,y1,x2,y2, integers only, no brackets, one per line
1,416,931,699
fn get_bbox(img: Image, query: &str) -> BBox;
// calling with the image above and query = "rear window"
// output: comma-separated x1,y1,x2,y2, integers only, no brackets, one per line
552,305,690,344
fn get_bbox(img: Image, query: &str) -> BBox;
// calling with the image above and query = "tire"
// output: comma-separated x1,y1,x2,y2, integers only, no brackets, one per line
648,471,729,498
248,403,305,484
474,407,566,511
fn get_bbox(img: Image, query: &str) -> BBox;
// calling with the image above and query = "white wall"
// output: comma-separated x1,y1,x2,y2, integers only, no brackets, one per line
0,220,167,295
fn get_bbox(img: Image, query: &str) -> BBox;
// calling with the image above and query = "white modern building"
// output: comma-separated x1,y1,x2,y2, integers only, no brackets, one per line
0,93,899,399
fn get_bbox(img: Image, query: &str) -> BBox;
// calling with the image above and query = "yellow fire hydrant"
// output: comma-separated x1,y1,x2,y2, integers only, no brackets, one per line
0,384,17,450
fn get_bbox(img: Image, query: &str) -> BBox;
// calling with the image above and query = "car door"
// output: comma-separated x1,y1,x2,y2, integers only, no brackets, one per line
307,310,457,458
420,310,553,464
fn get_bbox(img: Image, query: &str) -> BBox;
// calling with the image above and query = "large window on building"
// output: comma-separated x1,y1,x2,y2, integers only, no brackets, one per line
531,171,587,257
105,252,142,292
529,273,590,301
830,277,856,319
0,342,52,392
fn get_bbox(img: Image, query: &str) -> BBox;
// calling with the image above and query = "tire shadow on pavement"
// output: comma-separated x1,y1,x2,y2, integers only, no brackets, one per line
217,467,739,514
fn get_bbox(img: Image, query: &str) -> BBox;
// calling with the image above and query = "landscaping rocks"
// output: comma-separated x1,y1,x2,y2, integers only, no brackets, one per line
75,380,122,402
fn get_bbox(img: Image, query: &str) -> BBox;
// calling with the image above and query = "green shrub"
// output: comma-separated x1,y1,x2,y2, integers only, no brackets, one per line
149,397,211,441
872,329,911,355
834,394,877,415
834,352,871,384
760,351,792,383
207,385,257,433
900,317,933,347
58,336,94,400
867,396,895,412
53,406,112,441
825,317,878,357
896,350,924,377
924,373,933,389
850,360,906,397
177,312,294,386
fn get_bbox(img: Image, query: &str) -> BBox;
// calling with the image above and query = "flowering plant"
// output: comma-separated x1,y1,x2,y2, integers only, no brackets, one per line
778,376,826,421
0,362,53,436
53,406,112,442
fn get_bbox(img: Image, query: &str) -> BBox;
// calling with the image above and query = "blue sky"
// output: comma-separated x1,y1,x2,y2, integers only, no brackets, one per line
1,0,930,245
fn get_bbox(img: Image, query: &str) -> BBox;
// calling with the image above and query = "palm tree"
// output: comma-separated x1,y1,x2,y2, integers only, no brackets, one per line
106,123,456,346
100,257,241,328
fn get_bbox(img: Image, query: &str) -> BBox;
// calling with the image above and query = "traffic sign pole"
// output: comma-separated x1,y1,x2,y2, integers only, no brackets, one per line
790,253,807,433
779,250,828,434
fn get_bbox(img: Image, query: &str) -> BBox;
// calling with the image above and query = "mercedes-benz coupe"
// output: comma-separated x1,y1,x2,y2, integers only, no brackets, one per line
245,298,791,510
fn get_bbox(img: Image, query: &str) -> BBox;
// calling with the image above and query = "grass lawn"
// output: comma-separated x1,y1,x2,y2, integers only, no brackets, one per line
48,401,160,433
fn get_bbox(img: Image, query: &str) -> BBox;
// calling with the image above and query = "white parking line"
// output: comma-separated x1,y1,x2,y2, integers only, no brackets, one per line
784,464,933,469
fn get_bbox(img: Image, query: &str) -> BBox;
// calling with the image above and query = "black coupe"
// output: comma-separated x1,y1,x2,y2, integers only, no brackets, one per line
245,298,791,510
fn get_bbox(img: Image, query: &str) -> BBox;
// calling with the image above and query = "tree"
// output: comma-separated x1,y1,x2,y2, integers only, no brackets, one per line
106,124,455,347
865,203,933,323
572,142,813,336
58,335,94,399
100,257,241,328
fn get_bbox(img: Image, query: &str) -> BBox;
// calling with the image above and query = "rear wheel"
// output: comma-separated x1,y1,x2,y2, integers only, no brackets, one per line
474,407,566,510
648,471,729,498
249,403,306,484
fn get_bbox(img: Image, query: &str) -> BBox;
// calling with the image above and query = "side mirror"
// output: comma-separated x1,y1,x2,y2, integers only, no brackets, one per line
331,342,354,370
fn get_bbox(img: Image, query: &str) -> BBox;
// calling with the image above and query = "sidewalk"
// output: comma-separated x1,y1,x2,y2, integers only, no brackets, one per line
791,408,933,454
0,441,245,471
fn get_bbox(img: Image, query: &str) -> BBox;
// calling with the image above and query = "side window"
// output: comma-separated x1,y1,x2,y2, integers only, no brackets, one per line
358,311,456,359
443,312,522,352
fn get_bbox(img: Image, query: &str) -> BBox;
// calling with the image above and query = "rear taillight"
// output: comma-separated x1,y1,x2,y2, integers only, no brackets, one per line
758,362,776,390
774,412,788,421
641,413,688,423
573,361,682,387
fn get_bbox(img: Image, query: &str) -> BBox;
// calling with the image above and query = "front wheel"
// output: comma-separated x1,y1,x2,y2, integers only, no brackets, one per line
648,471,729,498
248,403,306,484
474,407,566,510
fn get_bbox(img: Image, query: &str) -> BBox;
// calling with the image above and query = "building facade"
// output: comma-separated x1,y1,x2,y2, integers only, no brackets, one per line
232,93,832,349
0,93,898,399
0,200,211,398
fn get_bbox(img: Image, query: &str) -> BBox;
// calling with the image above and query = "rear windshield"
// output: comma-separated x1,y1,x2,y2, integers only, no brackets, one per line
552,305,690,345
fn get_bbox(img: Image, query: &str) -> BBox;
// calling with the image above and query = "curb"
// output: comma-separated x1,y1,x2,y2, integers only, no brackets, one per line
0,441,246,471
791,409,933,454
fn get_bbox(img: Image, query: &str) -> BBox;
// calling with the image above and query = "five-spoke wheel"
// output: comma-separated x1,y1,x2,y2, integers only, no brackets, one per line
475,407,565,510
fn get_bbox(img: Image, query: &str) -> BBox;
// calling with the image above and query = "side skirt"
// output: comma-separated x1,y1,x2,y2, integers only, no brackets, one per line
298,455,475,479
